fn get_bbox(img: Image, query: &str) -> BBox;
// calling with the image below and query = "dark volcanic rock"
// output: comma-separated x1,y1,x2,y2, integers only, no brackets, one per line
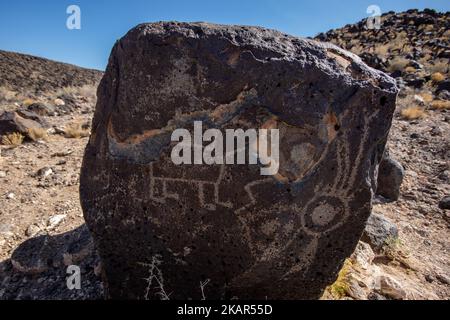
80,22,398,299
361,212,399,252
439,196,450,210
376,151,404,201
23,102,56,117
0,111,46,137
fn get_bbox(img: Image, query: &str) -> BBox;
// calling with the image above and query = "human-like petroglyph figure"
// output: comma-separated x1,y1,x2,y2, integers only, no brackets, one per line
80,22,398,299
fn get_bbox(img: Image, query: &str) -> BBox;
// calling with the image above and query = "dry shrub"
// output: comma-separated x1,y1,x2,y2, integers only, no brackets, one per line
0,86,17,102
388,57,409,73
429,60,449,74
1,132,24,146
430,100,450,110
431,72,445,83
64,123,90,138
373,44,389,58
22,98,35,107
27,127,48,141
404,66,416,73
401,106,426,120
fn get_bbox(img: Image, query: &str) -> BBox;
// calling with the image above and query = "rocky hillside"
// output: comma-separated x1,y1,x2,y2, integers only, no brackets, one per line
0,50,102,97
0,9,449,300
316,9,449,100
316,9,450,300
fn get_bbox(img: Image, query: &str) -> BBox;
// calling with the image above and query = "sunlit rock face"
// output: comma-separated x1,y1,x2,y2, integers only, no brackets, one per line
80,22,398,299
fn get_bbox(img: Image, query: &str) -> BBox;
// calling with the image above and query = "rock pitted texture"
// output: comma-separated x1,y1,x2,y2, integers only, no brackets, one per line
376,151,405,201
80,22,398,299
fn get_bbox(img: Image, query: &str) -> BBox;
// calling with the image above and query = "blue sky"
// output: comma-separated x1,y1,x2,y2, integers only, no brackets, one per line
0,0,448,70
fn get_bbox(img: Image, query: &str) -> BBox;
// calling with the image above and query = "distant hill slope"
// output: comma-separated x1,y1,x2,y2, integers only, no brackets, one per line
0,50,103,95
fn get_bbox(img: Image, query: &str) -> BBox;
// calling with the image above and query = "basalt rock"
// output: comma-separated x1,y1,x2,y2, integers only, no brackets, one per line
80,22,398,299
0,111,47,138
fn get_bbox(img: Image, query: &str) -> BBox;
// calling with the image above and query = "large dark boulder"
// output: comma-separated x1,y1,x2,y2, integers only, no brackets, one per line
80,22,398,299
0,111,46,137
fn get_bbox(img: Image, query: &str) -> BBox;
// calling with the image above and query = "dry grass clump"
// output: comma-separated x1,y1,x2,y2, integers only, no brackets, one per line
400,106,426,120
1,132,24,146
429,60,449,74
373,44,389,58
431,72,445,83
430,100,450,110
22,98,35,107
57,84,97,100
419,92,434,103
388,57,409,73
64,123,90,138
0,86,17,102
404,66,416,73
27,127,48,141
325,259,353,299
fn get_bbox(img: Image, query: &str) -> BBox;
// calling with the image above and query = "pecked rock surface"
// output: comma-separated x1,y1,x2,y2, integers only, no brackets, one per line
80,22,398,299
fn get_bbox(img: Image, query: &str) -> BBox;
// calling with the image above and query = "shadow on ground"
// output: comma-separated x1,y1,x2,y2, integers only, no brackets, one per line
0,224,103,300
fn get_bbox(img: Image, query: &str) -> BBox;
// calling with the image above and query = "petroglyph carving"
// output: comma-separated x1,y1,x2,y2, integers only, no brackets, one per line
80,22,398,299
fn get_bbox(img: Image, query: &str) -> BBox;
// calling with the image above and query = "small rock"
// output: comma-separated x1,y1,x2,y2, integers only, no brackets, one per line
424,274,434,283
0,111,47,137
437,90,450,100
53,126,66,135
36,167,53,178
24,102,56,116
413,94,425,105
376,274,407,300
351,241,375,270
54,98,66,106
52,150,73,157
47,214,67,229
6,192,15,200
430,126,442,136
438,196,450,210
368,292,387,300
436,79,450,92
46,127,56,135
361,212,399,252
0,223,14,238
25,224,40,237
0,171,6,178
408,60,423,70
